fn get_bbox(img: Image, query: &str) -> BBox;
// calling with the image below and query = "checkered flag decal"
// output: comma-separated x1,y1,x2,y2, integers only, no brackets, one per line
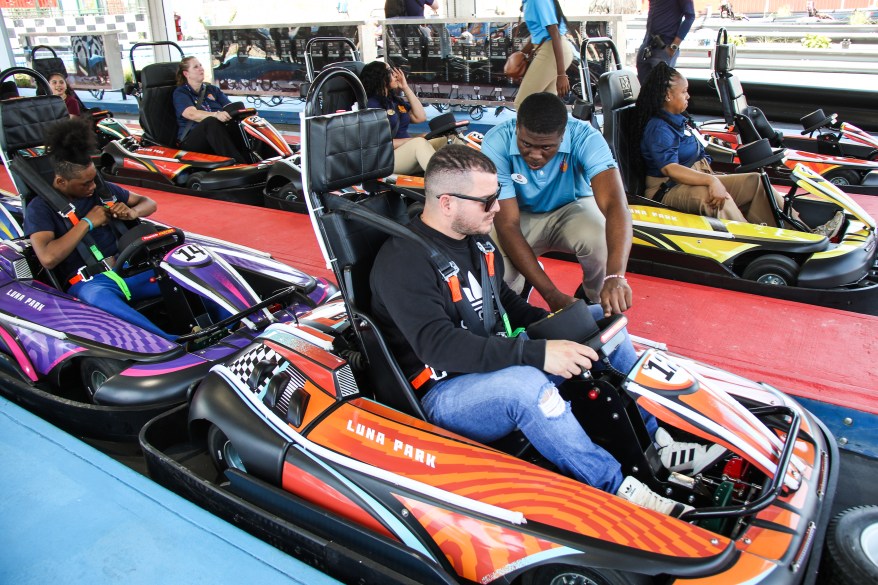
227,344,282,390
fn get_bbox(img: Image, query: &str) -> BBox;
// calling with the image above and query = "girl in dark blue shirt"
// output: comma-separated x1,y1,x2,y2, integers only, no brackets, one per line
360,60,444,175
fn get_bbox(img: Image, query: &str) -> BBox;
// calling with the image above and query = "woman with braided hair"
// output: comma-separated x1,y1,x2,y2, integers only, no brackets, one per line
631,62,786,227
632,63,843,235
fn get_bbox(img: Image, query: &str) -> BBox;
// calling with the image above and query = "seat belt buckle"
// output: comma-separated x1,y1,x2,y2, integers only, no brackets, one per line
68,265,93,286
58,204,78,224
475,241,495,254
438,261,460,282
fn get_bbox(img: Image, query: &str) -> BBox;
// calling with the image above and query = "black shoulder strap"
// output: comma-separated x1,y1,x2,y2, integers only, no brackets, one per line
10,157,111,274
179,84,208,144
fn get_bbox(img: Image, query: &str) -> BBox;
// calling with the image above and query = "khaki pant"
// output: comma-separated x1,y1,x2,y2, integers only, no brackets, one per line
493,197,607,302
393,136,452,175
514,38,574,110
644,159,781,226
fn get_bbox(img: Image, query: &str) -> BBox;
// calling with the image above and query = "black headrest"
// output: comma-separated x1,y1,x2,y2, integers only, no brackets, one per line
32,57,68,80
140,62,179,89
714,43,736,75
599,70,640,112
0,95,69,154
306,109,394,192
801,109,834,134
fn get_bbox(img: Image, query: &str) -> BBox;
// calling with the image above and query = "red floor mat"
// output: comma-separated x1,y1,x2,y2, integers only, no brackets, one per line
7,176,877,415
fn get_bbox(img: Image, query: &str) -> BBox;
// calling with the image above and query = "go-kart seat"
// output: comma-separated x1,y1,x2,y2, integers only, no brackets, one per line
138,62,186,148
308,62,366,115
0,91,70,209
303,68,534,457
598,69,644,195
712,35,784,147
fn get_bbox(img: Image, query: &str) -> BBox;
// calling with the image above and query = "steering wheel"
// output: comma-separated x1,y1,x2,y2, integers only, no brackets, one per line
223,102,257,122
113,224,185,278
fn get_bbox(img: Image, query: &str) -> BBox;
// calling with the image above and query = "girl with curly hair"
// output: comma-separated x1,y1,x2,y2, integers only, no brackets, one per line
360,60,447,175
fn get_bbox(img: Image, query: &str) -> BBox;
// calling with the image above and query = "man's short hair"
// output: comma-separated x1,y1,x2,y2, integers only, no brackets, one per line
517,92,568,135
425,144,496,199
45,117,97,179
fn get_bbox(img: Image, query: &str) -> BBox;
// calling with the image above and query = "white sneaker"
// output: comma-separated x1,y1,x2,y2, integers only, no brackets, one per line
655,427,726,475
616,476,693,518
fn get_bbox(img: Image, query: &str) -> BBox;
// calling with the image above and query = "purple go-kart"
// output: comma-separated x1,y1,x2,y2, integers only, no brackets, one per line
0,87,336,440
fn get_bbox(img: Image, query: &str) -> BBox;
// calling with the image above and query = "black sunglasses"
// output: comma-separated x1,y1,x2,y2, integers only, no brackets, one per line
438,186,502,211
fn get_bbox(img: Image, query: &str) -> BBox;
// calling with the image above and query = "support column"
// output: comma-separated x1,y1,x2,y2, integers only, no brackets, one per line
0,10,17,69
146,0,175,61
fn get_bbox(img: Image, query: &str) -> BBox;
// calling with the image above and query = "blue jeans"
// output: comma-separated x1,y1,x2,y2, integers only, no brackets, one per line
422,305,655,493
69,270,176,341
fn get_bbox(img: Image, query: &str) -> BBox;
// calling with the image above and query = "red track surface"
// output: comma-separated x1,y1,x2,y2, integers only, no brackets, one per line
6,170,876,415
138,189,878,415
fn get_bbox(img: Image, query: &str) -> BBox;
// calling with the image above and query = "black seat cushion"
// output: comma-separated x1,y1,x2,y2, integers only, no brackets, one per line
139,62,181,147
598,70,642,195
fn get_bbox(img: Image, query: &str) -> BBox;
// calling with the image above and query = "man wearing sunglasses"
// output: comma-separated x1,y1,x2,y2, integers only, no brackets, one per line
481,92,632,315
370,145,711,517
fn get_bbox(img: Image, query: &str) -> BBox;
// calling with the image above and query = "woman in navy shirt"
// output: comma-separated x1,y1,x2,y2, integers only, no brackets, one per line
172,57,248,164
360,61,444,175
633,63,784,226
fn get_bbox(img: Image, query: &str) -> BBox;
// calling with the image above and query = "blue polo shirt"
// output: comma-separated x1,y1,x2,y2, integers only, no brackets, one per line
641,112,709,177
172,83,231,141
481,118,617,214
523,0,567,45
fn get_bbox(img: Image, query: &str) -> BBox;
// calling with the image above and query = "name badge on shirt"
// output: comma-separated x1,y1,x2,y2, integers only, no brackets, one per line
511,173,528,184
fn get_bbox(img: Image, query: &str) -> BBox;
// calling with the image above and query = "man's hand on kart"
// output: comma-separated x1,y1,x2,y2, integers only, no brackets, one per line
543,288,577,313
106,201,139,221
600,276,632,317
543,339,599,379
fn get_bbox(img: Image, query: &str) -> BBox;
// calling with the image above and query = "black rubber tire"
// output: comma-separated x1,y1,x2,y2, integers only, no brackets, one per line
823,169,861,186
822,505,878,584
206,424,245,473
80,357,125,401
742,254,799,286
521,564,651,585
186,172,206,190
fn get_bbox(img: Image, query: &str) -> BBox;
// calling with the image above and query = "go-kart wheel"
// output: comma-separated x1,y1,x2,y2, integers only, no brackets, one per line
824,169,860,186
80,357,125,401
207,424,246,473
742,254,799,286
822,505,878,584
186,172,206,190
522,564,649,585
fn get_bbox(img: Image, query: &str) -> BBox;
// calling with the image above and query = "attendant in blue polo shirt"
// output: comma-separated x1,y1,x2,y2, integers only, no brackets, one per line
172,57,248,164
481,92,632,315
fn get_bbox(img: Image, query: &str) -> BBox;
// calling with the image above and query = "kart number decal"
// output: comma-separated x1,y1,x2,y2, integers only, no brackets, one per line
169,244,211,267
635,351,698,394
